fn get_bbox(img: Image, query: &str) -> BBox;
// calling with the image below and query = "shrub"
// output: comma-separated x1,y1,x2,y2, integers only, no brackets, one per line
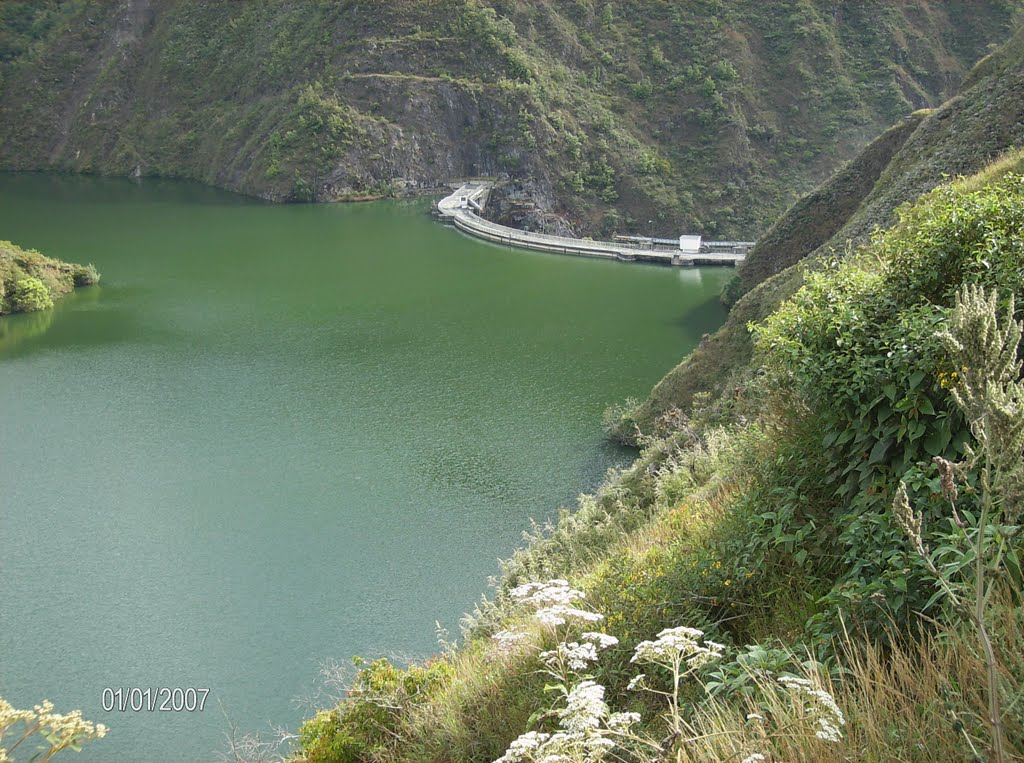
296,656,455,763
751,174,1024,640
602,397,640,443
719,274,743,308
71,264,100,287
10,276,53,312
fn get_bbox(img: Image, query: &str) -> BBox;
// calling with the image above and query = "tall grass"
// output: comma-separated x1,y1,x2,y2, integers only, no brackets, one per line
677,606,1023,762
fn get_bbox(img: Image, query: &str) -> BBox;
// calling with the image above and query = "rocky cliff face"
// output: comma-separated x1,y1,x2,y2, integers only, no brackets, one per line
1,1,1020,237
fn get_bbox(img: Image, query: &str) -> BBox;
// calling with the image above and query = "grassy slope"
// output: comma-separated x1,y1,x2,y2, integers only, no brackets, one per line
0,239,98,315
1,1,1021,238
287,160,1024,763
623,24,1024,437
272,28,1024,763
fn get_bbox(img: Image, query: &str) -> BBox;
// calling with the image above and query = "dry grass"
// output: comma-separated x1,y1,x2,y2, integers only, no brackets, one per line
392,622,549,763
675,605,1024,763
954,147,1024,193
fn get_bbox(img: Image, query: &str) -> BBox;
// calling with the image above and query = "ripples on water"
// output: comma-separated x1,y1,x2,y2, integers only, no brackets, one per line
0,174,731,761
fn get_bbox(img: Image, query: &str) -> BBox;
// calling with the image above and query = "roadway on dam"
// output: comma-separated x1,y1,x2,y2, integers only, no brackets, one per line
436,182,750,266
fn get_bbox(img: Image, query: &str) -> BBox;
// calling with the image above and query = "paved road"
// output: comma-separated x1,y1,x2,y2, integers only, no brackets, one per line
436,183,747,266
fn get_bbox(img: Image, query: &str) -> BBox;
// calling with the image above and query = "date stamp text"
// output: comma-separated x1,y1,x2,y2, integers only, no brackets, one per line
101,688,210,712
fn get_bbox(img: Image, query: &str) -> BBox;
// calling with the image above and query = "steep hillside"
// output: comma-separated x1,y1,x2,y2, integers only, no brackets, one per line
266,31,1024,758
283,150,1024,763
619,24,1024,438
1,1,1020,238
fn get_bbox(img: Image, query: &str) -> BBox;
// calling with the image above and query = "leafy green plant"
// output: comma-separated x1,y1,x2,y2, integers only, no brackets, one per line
9,276,52,312
893,284,1024,762
750,175,1024,642
296,656,454,763
70,264,99,287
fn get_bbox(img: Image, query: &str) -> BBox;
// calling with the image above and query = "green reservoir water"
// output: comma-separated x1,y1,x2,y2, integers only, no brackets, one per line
0,174,730,761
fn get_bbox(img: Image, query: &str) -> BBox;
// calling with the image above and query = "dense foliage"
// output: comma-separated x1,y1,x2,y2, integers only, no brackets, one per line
621,25,1024,437
0,239,98,316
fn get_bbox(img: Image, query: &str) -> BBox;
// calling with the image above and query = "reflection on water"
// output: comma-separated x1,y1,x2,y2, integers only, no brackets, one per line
0,305,55,351
677,267,704,285
0,285,110,358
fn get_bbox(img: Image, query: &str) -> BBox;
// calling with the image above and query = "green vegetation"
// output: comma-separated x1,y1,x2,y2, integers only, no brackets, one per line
621,25,1024,438
0,239,99,316
4,5,1024,761
297,658,455,763
279,156,1024,762
1,1,1020,237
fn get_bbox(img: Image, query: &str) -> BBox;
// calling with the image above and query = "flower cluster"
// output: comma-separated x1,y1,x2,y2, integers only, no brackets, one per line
581,632,618,650
539,632,618,674
777,676,845,743
536,606,604,627
540,642,600,672
509,580,586,607
631,626,725,669
559,680,608,733
491,629,529,655
509,579,606,628
1,696,107,763
495,681,641,763
493,584,644,763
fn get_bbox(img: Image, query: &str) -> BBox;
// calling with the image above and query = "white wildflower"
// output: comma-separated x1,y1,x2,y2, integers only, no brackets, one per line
816,717,843,742
631,626,724,666
540,641,600,672
558,680,608,733
0,695,107,758
686,648,722,669
583,735,616,753
778,676,845,743
492,629,527,646
607,711,641,731
626,673,646,690
510,580,585,607
581,632,619,649
810,688,846,727
494,730,552,763
746,712,764,722
535,606,604,626
741,754,767,763
777,675,812,688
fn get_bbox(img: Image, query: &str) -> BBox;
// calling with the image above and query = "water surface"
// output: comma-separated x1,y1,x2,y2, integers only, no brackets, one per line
0,174,730,761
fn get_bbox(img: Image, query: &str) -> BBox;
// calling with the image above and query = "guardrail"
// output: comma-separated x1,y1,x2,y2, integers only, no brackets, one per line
436,184,748,266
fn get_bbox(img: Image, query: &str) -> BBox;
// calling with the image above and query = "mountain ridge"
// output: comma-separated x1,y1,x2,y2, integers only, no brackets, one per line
2,0,1021,238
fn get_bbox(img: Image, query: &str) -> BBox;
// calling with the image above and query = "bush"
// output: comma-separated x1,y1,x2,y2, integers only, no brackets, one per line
298,709,366,763
10,276,53,312
297,656,455,763
751,174,1024,640
71,264,100,286
601,397,640,443
719,273,743,308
